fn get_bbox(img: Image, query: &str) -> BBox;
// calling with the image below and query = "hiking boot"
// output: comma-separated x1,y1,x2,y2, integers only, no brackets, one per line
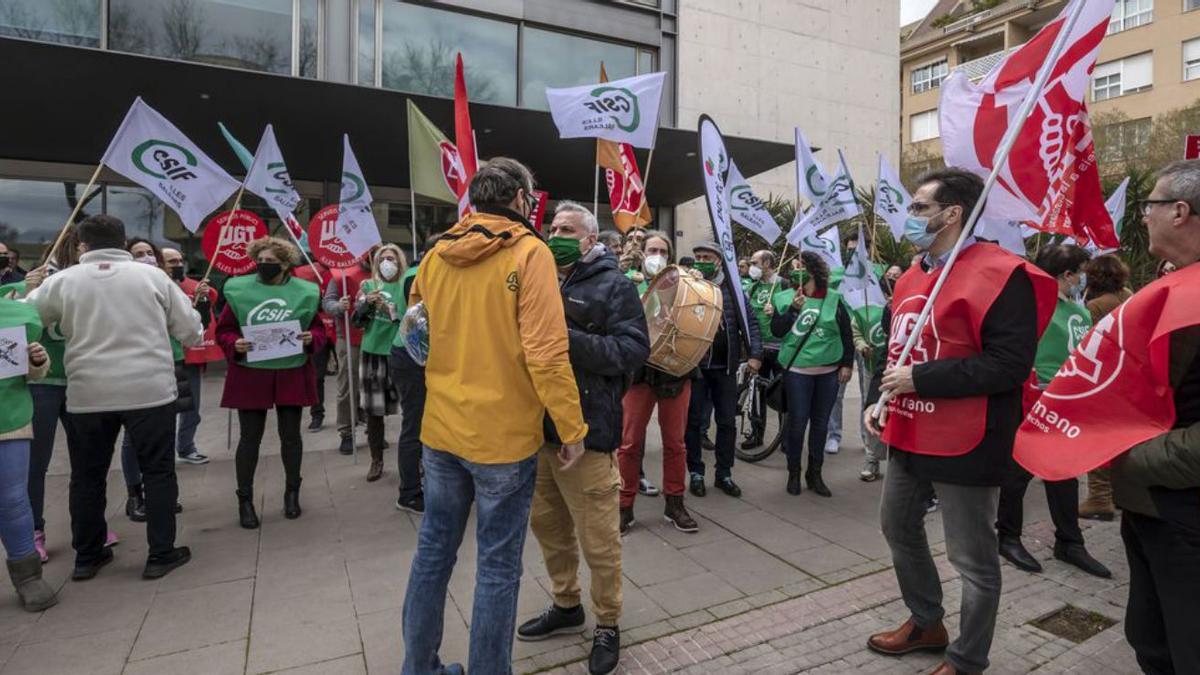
7,553,57,611
1079,468,1115,521
517,604,586,642
589,625,620,675
689,473,706,497
663,495,698,533
619,507,635,536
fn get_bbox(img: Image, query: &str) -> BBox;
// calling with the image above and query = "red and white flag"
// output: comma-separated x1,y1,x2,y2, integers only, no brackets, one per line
454,53,477,218
940,0,1118,249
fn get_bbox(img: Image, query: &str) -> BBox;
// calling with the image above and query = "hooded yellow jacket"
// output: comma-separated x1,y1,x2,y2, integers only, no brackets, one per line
411,210,588,464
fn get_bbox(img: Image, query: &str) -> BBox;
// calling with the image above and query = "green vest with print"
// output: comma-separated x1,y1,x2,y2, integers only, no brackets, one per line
391,265,420,349
0,298,44,434
223,275,319,370
747,279,791,346
777,292,844,369
2,281,66,385
359,278,405,356
1034,297,1092,386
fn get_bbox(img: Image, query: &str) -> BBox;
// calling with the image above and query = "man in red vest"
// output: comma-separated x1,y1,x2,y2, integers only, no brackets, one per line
862,169,1056,675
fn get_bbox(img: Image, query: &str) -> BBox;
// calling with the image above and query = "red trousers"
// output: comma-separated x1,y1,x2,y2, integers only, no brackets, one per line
617,382,690,509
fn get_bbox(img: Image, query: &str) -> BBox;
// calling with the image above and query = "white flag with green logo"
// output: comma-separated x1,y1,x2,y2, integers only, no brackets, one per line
546,72,666,149
795,127,830,207
790,215,843,272
787,151,860,247
1086,177,1129,257
840,240,887,368
244,124,301,225
727,160,781,244
101,97,240,232
874,155,911,240
336,135,382,260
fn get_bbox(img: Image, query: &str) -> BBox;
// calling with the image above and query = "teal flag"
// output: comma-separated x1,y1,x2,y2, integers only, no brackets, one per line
218,122,310,252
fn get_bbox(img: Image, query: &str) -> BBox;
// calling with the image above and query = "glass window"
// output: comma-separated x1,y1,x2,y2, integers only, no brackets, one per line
108,0,295,75
358,0,375,86
379,3,518,105
1108,0,1153,34
521,27,638,110
299,0,319,78
911,60,948,94
1093,52,1153,101
910,110,940,142
0,179,91,269
0,0,100,46
638,49,655,75
1185,37,1200,80
106,186,169,243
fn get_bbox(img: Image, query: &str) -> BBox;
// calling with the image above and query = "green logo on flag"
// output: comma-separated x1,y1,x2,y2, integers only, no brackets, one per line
877,179,904,215
585,86,640,132
341,171,366,202
132,139,198,181
730,184,765,212
806,166,826,198
267,162,293,194
802,233,836,256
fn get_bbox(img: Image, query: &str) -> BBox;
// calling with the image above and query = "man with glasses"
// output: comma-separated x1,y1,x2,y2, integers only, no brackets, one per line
863,169,1057,675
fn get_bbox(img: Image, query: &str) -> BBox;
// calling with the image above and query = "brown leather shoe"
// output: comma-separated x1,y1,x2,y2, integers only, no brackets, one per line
929,661,980,675
867,617,949,656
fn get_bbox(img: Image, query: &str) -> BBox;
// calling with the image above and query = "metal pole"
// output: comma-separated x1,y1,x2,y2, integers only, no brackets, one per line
873,0,1087,418
342,273,358,463
593,164,600,216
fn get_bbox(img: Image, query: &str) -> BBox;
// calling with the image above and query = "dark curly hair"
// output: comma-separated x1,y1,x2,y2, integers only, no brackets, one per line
1084,254,1130,296
1033,243,1089,278
799,250,830,291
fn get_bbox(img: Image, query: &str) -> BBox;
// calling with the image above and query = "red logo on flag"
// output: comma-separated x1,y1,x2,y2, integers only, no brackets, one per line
439,141,468,198
201,210,267,276
307,204,362,269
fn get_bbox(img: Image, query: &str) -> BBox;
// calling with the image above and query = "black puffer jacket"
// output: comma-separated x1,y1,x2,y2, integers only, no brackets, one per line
545,248,650,452
702,273,763,375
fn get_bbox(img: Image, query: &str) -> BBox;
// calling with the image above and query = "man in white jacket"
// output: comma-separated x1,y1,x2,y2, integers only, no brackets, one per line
26,214,203,581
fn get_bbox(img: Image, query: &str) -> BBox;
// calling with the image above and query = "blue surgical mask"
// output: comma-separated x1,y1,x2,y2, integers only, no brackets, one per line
903,215,941,251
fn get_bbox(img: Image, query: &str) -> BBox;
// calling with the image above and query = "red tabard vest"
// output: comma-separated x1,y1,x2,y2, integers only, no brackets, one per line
882,243,1057,456
181,277,222,364
1015,262,1200,480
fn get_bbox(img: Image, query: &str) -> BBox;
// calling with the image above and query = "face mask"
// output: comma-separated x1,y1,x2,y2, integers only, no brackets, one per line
169,267,185,282
644,254,667,276
902,211,947,251
0,255,8,271
694,261,717,279
379,260,399,280
548,236,583,266
790,269,810,287
1071,272,1087,298
135,254,157,266
748,265,763,281
257,262,283,282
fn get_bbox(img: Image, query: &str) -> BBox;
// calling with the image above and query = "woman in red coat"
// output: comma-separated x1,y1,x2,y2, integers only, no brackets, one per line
216,237,326,528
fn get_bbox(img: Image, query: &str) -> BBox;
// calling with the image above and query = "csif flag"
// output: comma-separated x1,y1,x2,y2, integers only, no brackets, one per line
790,214,843,272
244,125,302,226
1014,262,1200,480
1086,177,1130,256
787,151,861,247
873,155,912,241
336,135,382,260
697,114,752,339
727,161,781,244
219,122,307,245
547,71,666,149
596,64,653,233
407,100,465,205
794,128,829,207
840,241,887,371
940,0,1118,248
102,98,240,233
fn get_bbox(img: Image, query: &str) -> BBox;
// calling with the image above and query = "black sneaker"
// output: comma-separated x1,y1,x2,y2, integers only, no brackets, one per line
689,473,706,498
396,494,425,514
715,477,742,498
71,547,114,581
517,605,586,642
307,415,324,432
143,546,192,579
338,436,353,455
589,625,620,675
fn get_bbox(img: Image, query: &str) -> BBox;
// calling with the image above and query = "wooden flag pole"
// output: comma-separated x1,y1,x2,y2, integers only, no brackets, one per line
196,185,246,305
47,164,103,266
342,272,359,464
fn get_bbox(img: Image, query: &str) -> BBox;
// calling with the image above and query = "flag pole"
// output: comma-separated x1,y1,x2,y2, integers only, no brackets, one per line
873,0,1087,418
342,272,358,464
593,164,600,215
47,164,103,265
196,185,247,306
408,147,419,260
283,216,323,283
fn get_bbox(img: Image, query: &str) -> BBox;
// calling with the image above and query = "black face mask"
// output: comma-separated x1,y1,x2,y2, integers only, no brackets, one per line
257,262,283,282
169,267,185,282
0,255,8,271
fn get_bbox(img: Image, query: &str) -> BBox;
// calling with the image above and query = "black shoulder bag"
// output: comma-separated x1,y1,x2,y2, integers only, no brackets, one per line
763,298,823,413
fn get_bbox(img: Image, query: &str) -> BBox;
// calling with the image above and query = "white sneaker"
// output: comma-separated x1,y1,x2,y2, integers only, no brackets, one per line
824,438,840,454
177,451,209,465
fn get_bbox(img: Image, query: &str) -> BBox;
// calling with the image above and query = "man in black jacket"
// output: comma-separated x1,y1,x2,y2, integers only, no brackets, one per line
863,169,1052,675
519,202,650,675
685,241,763,498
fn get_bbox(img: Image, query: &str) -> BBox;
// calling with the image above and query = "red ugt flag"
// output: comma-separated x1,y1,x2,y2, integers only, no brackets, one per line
1014,263,1200,480
940,0,1118,248
454,52,477,218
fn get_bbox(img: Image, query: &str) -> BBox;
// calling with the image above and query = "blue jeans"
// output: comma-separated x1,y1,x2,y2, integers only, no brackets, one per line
176,363,202,456
0,440,36,560
402,448,538,675
827,353,867,446
782,370,840,473
29,384,67,531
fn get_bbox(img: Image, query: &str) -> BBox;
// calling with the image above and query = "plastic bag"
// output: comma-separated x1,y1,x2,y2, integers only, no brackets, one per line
399,301,430,366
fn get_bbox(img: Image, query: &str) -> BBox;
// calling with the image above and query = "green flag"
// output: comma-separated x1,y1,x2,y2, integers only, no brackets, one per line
407,100,460,205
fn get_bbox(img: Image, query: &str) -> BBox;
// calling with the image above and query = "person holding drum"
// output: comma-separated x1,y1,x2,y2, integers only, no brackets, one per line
685,242,762,499
768,252,854,497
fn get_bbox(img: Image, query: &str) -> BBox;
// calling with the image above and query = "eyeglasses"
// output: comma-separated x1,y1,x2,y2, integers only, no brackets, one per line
906,201,948,216
1137,199,1180,216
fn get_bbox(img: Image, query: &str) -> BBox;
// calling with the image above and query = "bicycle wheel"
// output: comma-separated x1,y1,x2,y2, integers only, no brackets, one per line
734,377,785,463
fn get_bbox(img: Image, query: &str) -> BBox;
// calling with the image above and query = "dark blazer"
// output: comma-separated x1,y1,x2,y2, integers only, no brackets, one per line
867,270,1038,486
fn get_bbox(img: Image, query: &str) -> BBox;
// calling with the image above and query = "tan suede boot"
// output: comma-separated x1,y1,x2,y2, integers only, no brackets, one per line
1079,468,1115,521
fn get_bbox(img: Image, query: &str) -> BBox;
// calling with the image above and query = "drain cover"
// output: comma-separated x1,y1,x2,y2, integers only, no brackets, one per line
1031,605,1118,643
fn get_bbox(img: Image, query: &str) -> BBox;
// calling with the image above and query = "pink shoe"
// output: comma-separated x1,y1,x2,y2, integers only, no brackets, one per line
33,530,48,563
104,530,120,548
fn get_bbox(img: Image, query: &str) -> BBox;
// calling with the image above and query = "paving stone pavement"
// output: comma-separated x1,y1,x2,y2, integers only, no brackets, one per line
0,366,1136,673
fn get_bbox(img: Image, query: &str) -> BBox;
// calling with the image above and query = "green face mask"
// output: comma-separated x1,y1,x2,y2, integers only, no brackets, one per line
694,261,717,278
790,269,810,287
547,236,583,266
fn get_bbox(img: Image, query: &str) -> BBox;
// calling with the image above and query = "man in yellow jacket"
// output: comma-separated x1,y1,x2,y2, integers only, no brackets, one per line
401,157,588,675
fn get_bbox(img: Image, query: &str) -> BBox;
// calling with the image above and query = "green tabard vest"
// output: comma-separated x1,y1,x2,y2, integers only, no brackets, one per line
777,292,843,369
359,278,404,356
223,275,319,370
3,281,65,385
0,299,44,434
391,265,420,349
1034,297,1092,386
747,279,791,346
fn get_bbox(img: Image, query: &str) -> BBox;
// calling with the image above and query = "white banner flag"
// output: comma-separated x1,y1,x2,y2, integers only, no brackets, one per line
841,242,886,309
727,161,781,244
874,155,912,241
1087,177,1130,256
100,97,240,232
546,72,666,149
790,214,843,271
244,124,302,225
787,151,860,246
336,135,383,260
795,127,830,207
697,115,752,338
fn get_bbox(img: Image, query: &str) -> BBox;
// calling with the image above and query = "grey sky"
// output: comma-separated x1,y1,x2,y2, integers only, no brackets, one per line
901,0,939,25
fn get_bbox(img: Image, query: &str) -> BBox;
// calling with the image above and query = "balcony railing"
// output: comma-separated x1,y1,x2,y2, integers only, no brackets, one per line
955,48,1014,82
942,9,995,34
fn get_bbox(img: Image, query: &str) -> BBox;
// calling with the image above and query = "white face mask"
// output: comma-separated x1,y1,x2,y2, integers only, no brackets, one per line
134,254,157,266
643,254,667,276
748,265,763,281
379,259,399,280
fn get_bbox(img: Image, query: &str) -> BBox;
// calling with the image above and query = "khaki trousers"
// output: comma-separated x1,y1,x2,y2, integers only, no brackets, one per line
529,445,622,625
